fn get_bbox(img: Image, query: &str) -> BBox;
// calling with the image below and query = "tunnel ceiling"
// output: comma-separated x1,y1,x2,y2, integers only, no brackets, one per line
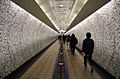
11,0,110,33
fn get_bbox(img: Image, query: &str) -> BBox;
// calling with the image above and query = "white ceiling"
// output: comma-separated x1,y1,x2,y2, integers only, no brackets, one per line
35,0,88,32
11,0,110,33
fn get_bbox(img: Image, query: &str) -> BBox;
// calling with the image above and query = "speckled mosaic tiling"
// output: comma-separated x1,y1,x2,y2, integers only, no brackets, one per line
0,0,58,78
66,0,120,77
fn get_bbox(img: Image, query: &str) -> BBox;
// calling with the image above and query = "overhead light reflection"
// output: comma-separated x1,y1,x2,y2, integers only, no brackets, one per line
59,4,64,7
35,0,39,5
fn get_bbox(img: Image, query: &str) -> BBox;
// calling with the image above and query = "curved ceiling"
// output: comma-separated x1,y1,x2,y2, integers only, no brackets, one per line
35,0,88,31
11,0,110,33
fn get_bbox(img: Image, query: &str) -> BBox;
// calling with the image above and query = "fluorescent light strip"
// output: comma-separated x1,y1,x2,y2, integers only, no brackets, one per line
11,1,58,34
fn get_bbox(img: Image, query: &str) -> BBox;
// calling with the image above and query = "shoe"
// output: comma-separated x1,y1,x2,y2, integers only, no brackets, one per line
91,66,93,72
84,63,87,67
84,65,87,70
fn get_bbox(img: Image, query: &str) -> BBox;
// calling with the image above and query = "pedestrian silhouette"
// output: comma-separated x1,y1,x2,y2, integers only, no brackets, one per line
63,35,66,44
82,32,94,72
58,35,61,40
70,34,78,55
66,35,71,49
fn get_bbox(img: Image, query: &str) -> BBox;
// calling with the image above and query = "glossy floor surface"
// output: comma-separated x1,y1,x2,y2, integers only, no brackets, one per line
20,41,101,79
20,41,59,79
65,45,101,79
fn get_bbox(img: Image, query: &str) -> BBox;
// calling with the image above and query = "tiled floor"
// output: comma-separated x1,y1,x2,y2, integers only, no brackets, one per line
20,41,59,79
20,41,102,79
65,45,101,79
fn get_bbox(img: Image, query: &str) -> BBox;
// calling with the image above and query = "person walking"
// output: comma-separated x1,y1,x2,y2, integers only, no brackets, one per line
66,35,71,49
70,34,78,55
82,32,94,72
63,35,66,44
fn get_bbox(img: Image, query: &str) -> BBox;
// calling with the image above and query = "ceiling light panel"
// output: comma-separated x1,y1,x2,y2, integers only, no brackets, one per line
68,0,88,26
35,0,87,31
50,0,75,30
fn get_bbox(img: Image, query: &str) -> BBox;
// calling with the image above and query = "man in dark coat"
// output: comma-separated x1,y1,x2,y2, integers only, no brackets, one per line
66,35,70,48
70,34,78,55
82,32,94,72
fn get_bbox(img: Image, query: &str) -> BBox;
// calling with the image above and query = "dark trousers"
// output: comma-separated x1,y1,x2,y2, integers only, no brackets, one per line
84,54,93,67
70,46,75,55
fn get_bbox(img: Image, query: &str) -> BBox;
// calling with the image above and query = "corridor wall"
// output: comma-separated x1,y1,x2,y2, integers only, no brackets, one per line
0,0,58,78
66,0,120,77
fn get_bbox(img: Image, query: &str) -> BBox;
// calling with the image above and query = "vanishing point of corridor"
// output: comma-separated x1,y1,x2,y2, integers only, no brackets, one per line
0,0,120,79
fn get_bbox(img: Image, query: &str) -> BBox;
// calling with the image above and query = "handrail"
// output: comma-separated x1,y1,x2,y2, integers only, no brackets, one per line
52,40,69,79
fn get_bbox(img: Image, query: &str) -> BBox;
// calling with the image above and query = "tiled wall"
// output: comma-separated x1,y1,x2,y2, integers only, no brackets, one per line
0,0,58,78
66,0,120,77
